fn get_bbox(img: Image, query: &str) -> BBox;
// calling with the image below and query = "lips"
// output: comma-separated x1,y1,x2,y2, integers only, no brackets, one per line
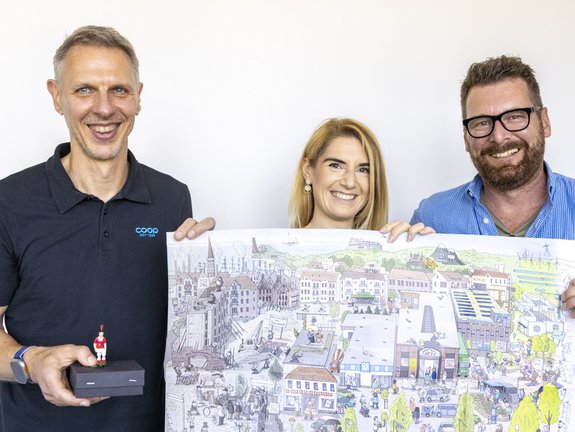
481,141,524,159
90,124,117,133
331,191,356,200
88,123,119,140
491,148,519,158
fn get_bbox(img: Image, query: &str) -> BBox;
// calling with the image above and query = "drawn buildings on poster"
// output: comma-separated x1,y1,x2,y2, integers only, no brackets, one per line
165,232,574,432
169,235,567,363
340,315,397,388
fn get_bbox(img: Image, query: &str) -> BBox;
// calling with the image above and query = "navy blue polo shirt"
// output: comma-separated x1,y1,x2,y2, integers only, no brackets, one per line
0,143,192,431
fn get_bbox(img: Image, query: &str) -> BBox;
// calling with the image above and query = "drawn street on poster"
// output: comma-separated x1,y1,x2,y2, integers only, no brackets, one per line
164,229,575,432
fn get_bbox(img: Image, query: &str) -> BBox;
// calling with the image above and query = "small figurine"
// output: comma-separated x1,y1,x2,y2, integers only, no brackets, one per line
93,324,107,367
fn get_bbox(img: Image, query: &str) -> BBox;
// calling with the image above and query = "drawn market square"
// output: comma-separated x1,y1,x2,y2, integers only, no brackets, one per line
164,230,575,432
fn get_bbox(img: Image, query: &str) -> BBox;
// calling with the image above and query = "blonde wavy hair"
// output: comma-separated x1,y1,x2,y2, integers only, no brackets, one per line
288,118,388,230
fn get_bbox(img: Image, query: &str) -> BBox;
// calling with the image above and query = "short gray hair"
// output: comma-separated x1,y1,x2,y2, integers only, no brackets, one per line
53,25,139,82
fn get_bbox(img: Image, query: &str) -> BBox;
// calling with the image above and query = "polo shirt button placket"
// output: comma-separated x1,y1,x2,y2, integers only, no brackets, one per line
102,206,111,241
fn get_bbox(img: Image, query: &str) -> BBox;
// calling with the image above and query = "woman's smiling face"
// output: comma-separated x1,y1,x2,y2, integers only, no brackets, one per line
303,136,370,229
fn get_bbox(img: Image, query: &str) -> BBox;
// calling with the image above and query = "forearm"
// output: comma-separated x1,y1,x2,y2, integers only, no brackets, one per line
0,305,23,381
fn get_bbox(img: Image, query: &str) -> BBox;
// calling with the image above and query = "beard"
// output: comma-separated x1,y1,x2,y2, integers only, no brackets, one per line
470,126,545,192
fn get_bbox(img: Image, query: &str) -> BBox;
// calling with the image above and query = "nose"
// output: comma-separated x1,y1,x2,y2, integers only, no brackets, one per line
489,118,512,143
93,91,114,118
340,168,357,188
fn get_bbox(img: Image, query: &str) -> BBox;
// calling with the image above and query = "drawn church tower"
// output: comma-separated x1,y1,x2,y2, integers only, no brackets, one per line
207,237,215,278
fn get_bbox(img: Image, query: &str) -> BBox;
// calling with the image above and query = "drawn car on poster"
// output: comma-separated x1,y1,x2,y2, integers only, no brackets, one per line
437,423,455,432
310,416,342,432
425,387,451,402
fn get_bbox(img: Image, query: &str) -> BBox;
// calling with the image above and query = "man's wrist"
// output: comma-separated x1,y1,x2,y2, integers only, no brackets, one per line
10,346,35,384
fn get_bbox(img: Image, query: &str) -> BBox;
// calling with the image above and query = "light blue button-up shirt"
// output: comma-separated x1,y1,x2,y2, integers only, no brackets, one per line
410,163,575,239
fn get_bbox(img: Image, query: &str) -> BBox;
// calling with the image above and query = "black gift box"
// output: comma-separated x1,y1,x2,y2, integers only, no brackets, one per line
69,360,145,397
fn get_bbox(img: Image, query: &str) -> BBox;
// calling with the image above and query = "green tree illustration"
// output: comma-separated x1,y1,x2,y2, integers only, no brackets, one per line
341,406,358,432
532,334,548,357
380,387,389,404
389,392,412,432
532,334,557,359
538,383,560,429
235,374,248,398
329,301,341,320
510,396,540,432
380,410,389,426
340,310,350,324
454,392,475,432
341,255,353,267
268,358,283,392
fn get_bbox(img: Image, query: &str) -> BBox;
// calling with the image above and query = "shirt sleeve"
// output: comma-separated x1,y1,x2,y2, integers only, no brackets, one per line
0,201,19,306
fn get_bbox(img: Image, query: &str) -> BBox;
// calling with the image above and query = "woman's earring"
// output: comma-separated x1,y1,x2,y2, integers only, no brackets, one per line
304,183,312,193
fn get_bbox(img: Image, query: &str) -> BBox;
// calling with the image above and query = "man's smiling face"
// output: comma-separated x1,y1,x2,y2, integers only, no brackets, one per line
463,78,551,191
47,45,142,162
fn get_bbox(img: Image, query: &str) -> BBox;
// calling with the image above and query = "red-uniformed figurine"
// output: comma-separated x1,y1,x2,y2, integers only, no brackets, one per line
93,324,107,367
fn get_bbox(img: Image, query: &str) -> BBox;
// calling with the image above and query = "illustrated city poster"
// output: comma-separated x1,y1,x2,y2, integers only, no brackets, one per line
164,229,575,432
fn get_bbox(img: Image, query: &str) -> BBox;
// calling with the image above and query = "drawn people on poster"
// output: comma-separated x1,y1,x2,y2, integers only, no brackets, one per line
216,404,225,425
234,400,242,420
370,393,379,409
303,399,314,420
412,406,420,425
417,387,426,403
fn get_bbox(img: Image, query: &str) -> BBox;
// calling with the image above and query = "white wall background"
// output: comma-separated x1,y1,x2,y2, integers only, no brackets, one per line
2,1,574,229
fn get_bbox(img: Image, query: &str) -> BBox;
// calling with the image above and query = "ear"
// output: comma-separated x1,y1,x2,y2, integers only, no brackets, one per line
136,82,143,115
302,158,313,183
47,79,63,115
540,106,551,138
463,127,471,153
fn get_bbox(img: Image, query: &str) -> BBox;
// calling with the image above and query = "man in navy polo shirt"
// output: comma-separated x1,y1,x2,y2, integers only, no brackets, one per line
410,55,575,316
0,26,214,431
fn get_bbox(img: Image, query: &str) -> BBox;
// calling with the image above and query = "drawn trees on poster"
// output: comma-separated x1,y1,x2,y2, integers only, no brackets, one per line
532,333,557,359
329,301,340,321
454,392,475,432
389,392,412,432
268,358,283,392
235,373,248,399
341,407,358,432
510,397,541,432
539,384,561,430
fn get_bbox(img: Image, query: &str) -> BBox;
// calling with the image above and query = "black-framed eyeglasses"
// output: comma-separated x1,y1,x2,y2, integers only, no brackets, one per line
462,106,542,138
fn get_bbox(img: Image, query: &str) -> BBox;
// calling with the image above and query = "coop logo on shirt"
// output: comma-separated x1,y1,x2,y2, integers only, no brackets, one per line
135,227,159,238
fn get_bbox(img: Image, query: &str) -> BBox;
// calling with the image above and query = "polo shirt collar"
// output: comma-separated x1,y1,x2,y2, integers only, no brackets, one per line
46,143,152,213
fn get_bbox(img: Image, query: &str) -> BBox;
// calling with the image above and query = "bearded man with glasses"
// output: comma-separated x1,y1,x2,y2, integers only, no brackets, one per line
410,55,575,316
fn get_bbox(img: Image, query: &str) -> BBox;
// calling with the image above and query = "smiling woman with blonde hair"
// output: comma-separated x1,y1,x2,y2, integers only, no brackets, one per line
289,117,433,240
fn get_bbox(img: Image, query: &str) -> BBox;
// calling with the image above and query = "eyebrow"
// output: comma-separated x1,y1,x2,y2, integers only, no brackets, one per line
322,157,369,167
323,157,346,164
